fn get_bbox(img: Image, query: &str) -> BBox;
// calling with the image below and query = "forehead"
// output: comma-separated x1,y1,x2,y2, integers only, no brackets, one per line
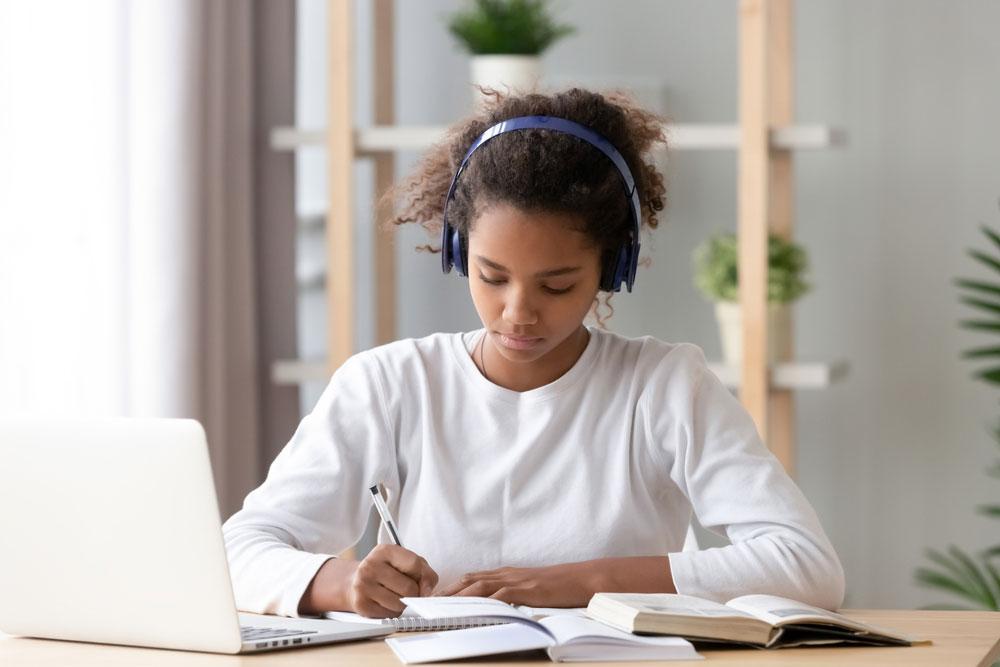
467,204,597,267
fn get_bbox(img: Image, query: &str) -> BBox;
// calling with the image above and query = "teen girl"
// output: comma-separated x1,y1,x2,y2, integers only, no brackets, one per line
223,88,845,619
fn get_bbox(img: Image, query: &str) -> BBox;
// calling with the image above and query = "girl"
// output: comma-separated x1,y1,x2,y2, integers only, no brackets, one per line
222,88,845,619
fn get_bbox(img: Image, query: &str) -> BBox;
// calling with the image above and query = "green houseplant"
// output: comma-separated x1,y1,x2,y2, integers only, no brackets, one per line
446,0,575,100
913,223,1000,611
692,231,810,364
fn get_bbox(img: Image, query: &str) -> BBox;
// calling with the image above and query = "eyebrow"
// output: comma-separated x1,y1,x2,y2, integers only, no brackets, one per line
475,255,581,278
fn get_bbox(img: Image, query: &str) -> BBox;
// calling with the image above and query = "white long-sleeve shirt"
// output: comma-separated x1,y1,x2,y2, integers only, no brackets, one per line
222,328,845,617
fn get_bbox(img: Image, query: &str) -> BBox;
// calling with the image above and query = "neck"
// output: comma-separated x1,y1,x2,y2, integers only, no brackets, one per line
479,326,590,392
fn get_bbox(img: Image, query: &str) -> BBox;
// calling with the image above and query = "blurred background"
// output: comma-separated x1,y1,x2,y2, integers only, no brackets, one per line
1,0,998,612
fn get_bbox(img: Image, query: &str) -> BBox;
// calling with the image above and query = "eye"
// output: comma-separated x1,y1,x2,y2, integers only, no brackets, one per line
478,273,506,286
543,285,575,295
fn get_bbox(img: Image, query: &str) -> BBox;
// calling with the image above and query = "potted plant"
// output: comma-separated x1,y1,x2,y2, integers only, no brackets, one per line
693,231,810,365
913,222,1000,610
446,0,575,101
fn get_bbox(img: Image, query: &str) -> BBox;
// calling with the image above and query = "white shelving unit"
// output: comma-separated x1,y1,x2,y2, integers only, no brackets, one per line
271,123,844,153
277,0,850,477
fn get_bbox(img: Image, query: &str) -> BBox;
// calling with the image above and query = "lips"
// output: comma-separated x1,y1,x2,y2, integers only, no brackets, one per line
495,333,543,351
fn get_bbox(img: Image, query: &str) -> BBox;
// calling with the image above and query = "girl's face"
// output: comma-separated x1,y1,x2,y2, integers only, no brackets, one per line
466,203,602,382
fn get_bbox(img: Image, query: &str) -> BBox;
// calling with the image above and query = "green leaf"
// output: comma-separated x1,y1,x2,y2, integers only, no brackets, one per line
914,566,986,607
960,320,1000,332
446,0,575,55
982,545,1000,559
692,231,810,305
977,504,1000,518
924,548,979,590
955,278,1000,298
981,225,1000,255
982,559,1000,611
962,346,1000,361
949,546,998,608
969,249,1000,276
974,368,1000,384
961,297,1000,317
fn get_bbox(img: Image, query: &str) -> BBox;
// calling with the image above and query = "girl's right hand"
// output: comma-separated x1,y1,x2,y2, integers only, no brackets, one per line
347,544,439,617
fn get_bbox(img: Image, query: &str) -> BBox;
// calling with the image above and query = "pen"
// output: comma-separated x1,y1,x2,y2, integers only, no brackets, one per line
369,484,403,547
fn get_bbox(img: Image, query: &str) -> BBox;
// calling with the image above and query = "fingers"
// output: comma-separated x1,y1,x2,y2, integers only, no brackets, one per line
442,575,506,598
439,566,516,596
359,558,420,598
375,544,439,596
418,559,439,596
352,582,405,618
351,545,439,616
489,587,520,604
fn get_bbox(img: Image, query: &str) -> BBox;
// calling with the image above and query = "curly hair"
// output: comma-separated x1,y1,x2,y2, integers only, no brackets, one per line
385,87,668,325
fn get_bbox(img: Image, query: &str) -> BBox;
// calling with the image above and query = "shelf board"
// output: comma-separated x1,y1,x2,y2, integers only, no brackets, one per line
272,359,329,385
270,124,845,153
707,361,850,390
272,358,849,389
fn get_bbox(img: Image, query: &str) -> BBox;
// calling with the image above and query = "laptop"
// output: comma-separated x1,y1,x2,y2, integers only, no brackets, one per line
0,418,393,654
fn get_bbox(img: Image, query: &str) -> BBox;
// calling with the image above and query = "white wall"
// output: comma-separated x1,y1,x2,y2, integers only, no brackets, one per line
295,0,1000,609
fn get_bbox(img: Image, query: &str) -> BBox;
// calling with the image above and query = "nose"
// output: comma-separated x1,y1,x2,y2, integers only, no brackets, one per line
502,285,538,326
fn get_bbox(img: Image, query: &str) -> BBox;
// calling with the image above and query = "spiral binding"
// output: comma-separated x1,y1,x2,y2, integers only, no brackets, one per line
384,616,510,632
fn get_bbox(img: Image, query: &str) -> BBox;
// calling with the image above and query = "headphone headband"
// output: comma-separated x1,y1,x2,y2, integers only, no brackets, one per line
441,115,642,292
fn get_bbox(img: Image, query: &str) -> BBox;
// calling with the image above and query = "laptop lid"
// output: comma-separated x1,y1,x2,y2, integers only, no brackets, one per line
0,418,244,653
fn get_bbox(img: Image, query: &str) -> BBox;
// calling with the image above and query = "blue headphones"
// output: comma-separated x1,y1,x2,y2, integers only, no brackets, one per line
440,115,642,293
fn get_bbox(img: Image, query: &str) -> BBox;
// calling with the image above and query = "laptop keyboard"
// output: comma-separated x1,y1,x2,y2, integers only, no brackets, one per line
240,625,318,643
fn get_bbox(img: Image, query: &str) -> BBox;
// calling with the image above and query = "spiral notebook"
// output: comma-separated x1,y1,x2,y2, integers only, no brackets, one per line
323,599,586,632
384,598,700,663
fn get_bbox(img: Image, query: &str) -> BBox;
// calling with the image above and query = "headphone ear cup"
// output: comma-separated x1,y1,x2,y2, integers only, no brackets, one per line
453,228,468,277
599,247,623,292
441,220,455,274
603,246,628,293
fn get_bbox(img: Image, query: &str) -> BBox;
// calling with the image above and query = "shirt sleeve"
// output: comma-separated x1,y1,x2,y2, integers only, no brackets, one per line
221,353,397,617
651,344,846,610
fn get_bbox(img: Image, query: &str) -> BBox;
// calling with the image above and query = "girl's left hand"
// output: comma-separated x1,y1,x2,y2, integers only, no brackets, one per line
437,563,598,607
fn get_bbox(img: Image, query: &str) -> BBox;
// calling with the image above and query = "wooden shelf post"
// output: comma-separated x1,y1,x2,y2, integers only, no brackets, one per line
327,0,356,372
739,0,797,475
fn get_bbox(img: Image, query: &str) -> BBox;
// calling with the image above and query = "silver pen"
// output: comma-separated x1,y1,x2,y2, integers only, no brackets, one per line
369,485,403,547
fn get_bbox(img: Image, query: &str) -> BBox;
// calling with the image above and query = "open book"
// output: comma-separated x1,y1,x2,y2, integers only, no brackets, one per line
586,593,931,649
384,596,701,663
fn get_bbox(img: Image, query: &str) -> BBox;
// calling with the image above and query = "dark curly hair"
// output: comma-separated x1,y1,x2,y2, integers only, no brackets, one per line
386,87,668,324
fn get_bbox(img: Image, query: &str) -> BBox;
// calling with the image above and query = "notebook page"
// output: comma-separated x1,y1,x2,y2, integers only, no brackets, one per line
400,596,533,621
322,610,385,625
386,623,553,664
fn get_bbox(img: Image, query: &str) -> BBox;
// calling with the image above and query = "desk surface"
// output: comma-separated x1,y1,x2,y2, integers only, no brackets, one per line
2,609,999,667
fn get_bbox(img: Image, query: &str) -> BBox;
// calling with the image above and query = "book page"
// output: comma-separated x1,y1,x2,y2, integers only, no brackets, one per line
515,605,588,619
386,623,552,664
540,614,693,646
400,596,533,622
725,595,907,639
601,592,757,619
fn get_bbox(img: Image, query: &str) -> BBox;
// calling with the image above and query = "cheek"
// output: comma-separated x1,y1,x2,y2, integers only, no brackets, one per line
468,280,498,315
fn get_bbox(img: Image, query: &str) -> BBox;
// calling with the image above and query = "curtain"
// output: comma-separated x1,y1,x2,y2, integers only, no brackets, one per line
0,0,298,518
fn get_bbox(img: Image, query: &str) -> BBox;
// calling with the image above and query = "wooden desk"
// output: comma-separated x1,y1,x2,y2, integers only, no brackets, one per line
2,610,999,666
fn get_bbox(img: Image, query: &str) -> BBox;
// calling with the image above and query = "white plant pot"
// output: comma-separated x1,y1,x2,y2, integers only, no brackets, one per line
470,55,541,104
714,301,791,366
